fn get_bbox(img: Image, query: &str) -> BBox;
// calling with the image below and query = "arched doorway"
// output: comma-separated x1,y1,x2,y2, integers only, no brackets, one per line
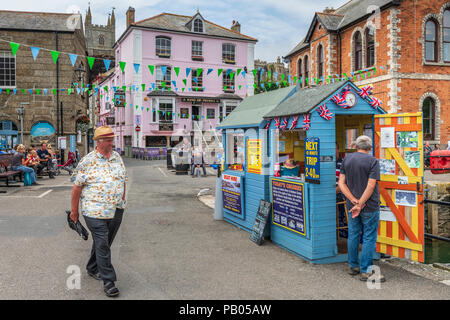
0,120,19,151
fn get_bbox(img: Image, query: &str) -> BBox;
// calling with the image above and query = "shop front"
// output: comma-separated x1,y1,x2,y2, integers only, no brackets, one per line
219,80,426,264
0,120,19,151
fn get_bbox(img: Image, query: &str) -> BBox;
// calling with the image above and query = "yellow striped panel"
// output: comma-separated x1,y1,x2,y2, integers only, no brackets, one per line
380,175,422,184
385,117,391,125
379,221,387,253
386,148,415,176
411,204,419,261
418,131,424,177
392,222,399,257
403,116,410,124
375,113,422,118
377,236,423,251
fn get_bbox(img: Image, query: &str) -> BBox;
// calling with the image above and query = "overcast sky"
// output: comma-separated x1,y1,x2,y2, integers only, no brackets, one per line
2,0,347,63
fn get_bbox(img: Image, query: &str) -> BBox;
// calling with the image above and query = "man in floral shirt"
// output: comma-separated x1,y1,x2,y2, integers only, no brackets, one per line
70,126,127,297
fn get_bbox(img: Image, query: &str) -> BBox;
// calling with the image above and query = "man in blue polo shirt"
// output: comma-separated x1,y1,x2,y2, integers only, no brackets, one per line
36,142,55,179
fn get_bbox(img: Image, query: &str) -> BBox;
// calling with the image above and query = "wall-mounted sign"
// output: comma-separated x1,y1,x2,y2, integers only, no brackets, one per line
31,121,56,145
58,136,67,150
247,139,262,174
222,173,243,217
135,125,141,132
271,178,306,236
106,117,115,125
181,97,220,104
305,137,320,184
114,92,125,107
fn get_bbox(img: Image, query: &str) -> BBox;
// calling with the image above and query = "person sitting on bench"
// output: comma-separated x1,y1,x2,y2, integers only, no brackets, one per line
11,144,38,185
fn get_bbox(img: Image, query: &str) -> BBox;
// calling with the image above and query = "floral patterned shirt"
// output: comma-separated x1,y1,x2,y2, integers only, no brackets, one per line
73,150,127,219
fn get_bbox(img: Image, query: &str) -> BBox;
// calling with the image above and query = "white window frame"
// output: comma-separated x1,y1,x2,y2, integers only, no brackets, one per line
156,36,171,57
0,51,16,88
193,18,204,33
222,43,236,64
155,65,172,89
192,40,203,57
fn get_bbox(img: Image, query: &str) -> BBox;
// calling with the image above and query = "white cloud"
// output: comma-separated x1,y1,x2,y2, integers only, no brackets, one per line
1,0,347,62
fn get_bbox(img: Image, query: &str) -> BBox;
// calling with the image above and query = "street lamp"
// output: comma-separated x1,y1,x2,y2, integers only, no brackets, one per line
17,102,29,144
75,65,86,82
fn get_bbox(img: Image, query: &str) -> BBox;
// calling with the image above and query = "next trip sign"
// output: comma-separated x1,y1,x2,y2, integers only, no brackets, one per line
305,137,320,184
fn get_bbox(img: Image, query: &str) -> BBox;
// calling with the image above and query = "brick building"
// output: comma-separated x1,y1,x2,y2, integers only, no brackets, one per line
0,10,89,156
284,0,450,146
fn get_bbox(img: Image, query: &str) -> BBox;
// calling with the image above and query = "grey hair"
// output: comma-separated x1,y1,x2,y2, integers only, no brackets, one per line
98,139,104,143
355,135,372,151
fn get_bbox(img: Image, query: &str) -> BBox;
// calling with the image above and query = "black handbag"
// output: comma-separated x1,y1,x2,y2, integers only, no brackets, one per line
66,210,89,240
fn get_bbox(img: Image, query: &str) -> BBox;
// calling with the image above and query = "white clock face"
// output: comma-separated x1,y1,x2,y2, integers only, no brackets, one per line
345,92,357,106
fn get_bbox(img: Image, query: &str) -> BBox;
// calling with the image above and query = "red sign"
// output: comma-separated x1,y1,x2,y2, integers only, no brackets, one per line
135,125,141,132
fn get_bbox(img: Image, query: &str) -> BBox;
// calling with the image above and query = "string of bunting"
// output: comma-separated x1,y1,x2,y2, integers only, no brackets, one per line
1,38,390,95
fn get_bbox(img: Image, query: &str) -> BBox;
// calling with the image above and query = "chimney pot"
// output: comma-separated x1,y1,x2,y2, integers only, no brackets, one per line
126,7,135,28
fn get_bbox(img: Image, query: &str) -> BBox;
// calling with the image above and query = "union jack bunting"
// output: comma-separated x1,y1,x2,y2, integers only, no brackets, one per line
302,114,311,131
290,115,300,130
331,93,351,109
274,117,281,129
356,85,373,99
369,97,382,109
264,119,271,130
317,104,333,120
342,84,353,92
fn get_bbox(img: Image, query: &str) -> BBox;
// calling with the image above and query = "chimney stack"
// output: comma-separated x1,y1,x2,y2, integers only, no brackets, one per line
323,7,335,14
126,7,135,28
231,20,241,33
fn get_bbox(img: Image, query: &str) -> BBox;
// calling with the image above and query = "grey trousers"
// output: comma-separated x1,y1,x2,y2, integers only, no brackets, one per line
84,208,124,283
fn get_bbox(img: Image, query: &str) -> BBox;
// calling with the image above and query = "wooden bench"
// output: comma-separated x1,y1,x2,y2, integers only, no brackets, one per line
0,154,23,188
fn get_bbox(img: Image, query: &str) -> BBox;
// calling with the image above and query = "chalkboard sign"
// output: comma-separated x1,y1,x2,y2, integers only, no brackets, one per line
250,200,272,245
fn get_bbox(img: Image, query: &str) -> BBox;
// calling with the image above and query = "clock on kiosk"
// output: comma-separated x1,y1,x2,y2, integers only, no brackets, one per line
343,91,357,108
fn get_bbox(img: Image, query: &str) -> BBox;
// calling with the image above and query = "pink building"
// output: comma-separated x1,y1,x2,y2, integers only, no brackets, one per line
99,9,257,150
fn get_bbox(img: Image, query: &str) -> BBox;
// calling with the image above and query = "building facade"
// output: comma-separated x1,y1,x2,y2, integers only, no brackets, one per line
0,10,89,156
98,9,257,150
284,0,450,146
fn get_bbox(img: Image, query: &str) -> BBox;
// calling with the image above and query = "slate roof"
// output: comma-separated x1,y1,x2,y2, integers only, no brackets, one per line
284,0,396,58
217,86,295,129
133,12,257,42
0,10,82,32
263,81,350,118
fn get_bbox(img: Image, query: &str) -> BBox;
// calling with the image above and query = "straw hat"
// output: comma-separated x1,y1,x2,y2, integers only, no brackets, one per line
93,126,115,141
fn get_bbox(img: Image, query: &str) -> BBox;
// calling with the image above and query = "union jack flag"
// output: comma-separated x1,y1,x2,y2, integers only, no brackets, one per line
331,93,350,108
302,114,311,131
280,117,289,130
370,97,382,109
264,119,271,130
317,104,333,120
357,85,373,99
341,84,353,93
274,117,281,129
290,115,300,130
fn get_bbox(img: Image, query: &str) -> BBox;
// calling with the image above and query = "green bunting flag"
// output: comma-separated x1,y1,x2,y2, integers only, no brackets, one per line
52,89,57,95
9,42,20,56
162,82,166,88
36,89,40,96
51,51,60,64
218,69,223,77
122,86,126,92
103,86,108,92
230,72,235,81
197,68,203,77
21,89,25,94
174,67,180,77
252,69,257,78
237,69,242,77
282,74,285,81
238,85,242,90
147,108,149,112
68,89,72,95
87,57,95,70
182,79,187,86
182,88,185,92
119,61,127,73
141,84,146,92
148,65,155,75
268,72,271,79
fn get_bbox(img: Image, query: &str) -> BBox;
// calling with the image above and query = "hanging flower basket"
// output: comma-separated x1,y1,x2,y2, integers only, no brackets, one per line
76,115,90,133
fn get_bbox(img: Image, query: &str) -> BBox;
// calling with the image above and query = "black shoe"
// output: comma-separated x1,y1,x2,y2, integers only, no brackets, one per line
104,281,120,297
32,182,42,186
87,271,101,281
348,266,360,276
49,175,55,179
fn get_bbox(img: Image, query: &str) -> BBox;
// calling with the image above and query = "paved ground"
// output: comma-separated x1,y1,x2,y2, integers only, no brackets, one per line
0,158,449,299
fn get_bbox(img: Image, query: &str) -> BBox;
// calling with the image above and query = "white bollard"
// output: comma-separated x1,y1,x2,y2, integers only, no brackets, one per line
214,171,223,220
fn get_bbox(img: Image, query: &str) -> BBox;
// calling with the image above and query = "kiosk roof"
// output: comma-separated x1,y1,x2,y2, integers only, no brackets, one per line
217,86,295,129
264,81,348,118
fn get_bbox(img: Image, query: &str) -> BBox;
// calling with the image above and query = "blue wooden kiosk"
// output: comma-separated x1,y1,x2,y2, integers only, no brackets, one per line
216,86,296,233
218,80,387,264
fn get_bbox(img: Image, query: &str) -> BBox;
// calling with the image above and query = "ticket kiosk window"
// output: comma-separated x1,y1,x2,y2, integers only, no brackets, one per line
227,132,244,171
276,129,306,177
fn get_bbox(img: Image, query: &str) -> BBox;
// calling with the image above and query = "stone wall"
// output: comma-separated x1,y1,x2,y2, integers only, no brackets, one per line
0,28,89,157
424,182,450,238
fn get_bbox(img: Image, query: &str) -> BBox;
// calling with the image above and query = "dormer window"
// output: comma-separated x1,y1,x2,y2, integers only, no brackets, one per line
193,18,204,33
